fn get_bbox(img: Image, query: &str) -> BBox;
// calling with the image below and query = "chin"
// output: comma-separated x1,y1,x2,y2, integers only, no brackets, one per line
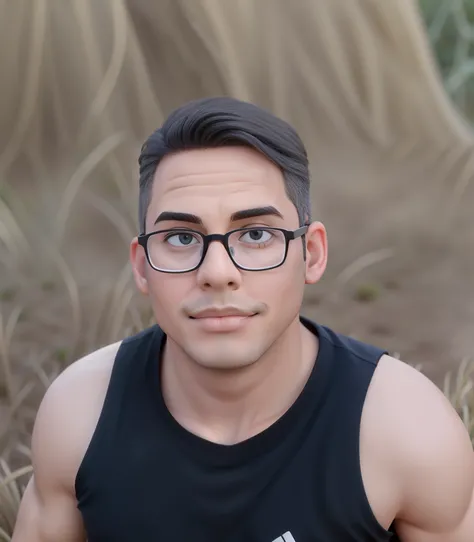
186,345,263,371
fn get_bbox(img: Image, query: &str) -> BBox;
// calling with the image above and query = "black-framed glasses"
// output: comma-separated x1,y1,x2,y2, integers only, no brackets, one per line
137,225,308,273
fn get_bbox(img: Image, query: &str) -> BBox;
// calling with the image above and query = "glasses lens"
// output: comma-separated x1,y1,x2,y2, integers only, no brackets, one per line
147,230,203,271
228,228,286,270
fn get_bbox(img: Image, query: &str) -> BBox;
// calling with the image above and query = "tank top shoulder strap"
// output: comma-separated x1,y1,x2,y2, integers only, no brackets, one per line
309,320,397,539
75,325,163,499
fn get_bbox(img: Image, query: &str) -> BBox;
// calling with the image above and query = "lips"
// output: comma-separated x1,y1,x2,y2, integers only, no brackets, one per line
188,311,257,332
189,309,256,319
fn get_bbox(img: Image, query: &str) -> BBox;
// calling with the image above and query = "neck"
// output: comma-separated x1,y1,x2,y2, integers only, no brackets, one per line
161,317,318,445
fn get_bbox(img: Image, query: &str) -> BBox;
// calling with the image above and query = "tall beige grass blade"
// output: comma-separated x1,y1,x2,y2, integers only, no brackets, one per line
24,354,57,391
191,0,251,99
106,263,135,342
108,287,135,343
55,131,126,243
71,0,134,205
1,464,33,496
446,152,474,216
14,445,32,462
443,358,474,438
456,357,473,391
45,42,72,150
8,383,35,417
334,248,395,288
286,30,356,139
0,488,17,537
0,412,14,444
0,220,18,261
0,306,24,403
0,197,29,259
0,460,32,540
0,0,47,178
345,2,390,146
304,2,383,142
0,460,21,506
41,245,81,359
83,288,115,352
83,191,135,245
74,0,128,143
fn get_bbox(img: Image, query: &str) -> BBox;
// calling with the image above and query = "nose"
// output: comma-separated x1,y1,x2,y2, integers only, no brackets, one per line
196,240,242,291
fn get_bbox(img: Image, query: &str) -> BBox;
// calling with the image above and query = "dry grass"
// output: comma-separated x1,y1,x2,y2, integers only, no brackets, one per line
1,0,474,539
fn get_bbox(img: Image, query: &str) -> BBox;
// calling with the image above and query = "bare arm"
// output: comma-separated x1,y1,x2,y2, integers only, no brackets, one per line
12,342,119,541
11,370,86,541
398,494,474,542
375,356,474,541
11,476,85,542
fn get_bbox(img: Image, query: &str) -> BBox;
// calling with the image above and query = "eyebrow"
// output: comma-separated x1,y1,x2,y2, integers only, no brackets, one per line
153,206,284,225
154,211,202,225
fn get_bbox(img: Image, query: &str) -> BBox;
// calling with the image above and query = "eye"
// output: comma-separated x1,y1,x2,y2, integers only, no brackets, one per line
239,229,274,244
164,231,200,247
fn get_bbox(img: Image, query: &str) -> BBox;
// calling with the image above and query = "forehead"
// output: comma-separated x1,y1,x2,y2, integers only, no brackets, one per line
150,146,294,219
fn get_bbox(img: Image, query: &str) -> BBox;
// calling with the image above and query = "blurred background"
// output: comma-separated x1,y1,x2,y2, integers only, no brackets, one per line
1,0,474,537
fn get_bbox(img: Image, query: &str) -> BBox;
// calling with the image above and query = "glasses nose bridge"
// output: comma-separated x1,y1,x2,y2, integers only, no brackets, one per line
205,232,229,246
201,232,233,260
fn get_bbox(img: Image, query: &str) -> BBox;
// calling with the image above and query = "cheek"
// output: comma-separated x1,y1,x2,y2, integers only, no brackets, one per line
278,250,306,303
247,255,305,306
145,273,191,319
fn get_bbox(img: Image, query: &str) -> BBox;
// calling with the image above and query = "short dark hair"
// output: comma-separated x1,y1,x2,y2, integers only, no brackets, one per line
138,97,311,233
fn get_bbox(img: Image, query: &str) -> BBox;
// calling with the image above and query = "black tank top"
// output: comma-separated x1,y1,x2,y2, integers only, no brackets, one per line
76,317,398,541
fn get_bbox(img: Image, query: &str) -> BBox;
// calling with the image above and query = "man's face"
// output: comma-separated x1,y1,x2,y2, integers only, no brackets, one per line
131,146,327,370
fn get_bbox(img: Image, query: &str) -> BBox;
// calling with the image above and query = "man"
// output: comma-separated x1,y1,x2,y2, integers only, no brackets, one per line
12,97,474,541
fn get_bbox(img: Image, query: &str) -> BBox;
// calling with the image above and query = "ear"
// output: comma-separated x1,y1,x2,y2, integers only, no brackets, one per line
304,221,328,285
130,237,149,295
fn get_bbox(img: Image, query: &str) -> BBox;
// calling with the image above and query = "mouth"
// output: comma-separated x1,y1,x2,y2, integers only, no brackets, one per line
189,314,257,320
188,312,258,332
189,310,257,320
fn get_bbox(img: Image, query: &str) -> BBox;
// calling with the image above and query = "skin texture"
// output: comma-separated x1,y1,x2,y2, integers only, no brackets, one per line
12,147,474,541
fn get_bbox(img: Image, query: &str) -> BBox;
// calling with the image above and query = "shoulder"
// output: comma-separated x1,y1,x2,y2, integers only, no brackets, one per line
36,340,122,418
31,341,122,492
361,354,474,534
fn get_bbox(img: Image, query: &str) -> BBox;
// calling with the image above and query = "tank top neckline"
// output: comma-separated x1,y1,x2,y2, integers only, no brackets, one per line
149,317,335,466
